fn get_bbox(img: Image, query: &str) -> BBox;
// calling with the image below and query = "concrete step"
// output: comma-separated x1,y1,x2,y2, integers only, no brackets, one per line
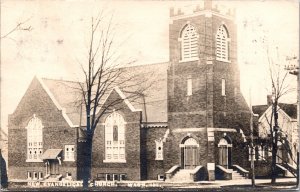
169,169,194,183
232,173,247,180
166,178,193,183
232,177,247,180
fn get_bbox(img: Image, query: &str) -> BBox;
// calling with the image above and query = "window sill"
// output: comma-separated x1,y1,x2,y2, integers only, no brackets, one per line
26,159,43,163
216,59,231,63
64,159,75,162
179,58,199,63
103,159,126,163
155,158,163,161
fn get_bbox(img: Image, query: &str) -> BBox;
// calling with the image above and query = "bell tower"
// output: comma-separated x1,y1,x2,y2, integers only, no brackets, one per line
167,0,239,130
166,0,243,181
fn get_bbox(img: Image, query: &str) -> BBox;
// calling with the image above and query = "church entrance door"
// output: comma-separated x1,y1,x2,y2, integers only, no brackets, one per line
182,137,198,169
218,138,232,169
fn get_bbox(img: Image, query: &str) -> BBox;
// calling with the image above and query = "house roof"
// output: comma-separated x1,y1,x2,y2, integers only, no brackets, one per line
38,62,169,127
252,103,297,119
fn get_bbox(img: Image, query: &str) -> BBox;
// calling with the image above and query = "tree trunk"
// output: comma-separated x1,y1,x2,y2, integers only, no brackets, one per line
271,101,279,184
83,136,93,188
271,140,277,184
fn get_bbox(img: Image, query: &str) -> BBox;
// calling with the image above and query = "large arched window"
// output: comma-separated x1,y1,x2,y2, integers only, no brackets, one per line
181,24,199,61
216,25,229,61
104,112,126,162
26,114,43,162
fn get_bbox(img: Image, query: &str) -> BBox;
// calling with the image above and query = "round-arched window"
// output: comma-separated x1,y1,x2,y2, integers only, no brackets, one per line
104,112,126,162
26,114,43,161
216,25,229,61
180,24,199,61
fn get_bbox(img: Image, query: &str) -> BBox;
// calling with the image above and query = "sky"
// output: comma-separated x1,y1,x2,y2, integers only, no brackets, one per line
1,0,299,134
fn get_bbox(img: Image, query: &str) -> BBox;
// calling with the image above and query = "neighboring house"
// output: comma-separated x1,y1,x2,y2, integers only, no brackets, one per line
252,98,298,176
9,0,262,182
1,130,8,188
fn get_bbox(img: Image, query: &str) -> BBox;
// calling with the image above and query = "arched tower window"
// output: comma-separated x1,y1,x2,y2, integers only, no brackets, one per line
180,24,199,61
216,25,229,61
26,114,43,162
104,112,126,162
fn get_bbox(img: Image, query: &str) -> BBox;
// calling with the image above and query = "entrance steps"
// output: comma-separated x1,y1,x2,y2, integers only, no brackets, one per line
230,169,247,180
43,174,62,181
216,165,249,180
166,169,193,183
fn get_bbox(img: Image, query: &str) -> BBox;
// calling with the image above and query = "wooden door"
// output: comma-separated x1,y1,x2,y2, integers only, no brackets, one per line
184,146,198,169
219,146,228,168
49,160,59,175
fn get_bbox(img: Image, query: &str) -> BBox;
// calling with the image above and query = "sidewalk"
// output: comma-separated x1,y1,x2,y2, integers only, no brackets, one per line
164,177,298,190
5,177,298,191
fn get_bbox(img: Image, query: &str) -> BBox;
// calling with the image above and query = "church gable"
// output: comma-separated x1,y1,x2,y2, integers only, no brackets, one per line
91,87,143,180
8,77,78,178
9,77,70,129
97,87,142,118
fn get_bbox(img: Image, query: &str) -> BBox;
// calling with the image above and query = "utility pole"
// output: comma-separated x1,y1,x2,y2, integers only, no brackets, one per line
284,56,299,187
249,87,255,187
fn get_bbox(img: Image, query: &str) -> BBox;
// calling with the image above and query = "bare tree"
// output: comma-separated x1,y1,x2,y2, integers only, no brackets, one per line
263,49,296,184
1,16,32,190
1,17,32,39
244,17,297,184
77,13,152,188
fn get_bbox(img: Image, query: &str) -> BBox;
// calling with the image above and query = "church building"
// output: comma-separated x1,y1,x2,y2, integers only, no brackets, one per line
8,0,258,182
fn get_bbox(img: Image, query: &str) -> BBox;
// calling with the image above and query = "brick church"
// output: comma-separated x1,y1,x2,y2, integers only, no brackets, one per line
8,1,259,182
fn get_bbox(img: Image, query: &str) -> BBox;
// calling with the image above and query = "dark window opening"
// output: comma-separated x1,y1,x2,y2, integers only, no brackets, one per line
158,174,165,181
113,174,119,181
27,172,32,179
106,174,111,181
120,174,126,181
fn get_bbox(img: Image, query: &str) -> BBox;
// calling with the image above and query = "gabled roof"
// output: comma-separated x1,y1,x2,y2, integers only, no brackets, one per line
120,62,168,122
35,62,169,127
38,77,85,127
252,103,297,119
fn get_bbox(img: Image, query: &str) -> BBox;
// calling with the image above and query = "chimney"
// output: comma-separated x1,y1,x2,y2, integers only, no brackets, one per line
267,95,273,106
204,0,212,10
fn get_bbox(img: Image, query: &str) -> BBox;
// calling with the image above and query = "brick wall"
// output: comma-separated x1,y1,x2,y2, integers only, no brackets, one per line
163,131,209,169
168,12,250,131
91,90,142,181
142,127,167,180
167,11,252,180
8,77,77,180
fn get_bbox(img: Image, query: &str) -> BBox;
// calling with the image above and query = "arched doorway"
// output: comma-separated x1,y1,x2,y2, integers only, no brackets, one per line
218,138,232,169
181,137,199,169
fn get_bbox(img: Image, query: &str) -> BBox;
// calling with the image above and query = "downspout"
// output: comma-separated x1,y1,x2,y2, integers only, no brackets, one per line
140,93,147,180
142,94,147,124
